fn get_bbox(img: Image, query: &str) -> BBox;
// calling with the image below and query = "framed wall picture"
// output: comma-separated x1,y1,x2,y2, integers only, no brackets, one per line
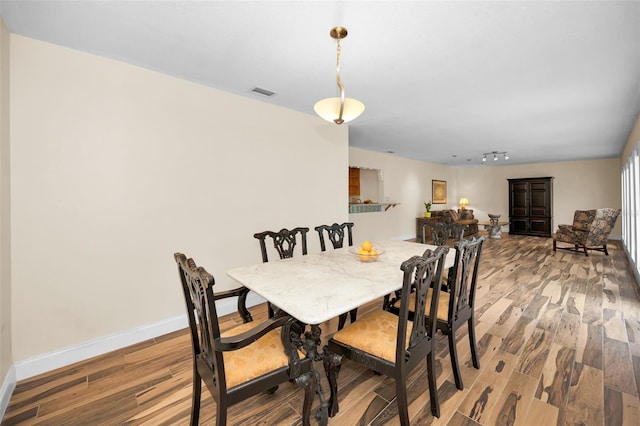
432,180,447,204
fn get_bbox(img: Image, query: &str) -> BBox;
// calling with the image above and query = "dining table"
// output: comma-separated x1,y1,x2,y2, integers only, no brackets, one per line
227,239,456,423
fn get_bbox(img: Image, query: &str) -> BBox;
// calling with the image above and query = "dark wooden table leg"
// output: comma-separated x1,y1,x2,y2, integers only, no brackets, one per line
323,346,342,417
301,325,329,425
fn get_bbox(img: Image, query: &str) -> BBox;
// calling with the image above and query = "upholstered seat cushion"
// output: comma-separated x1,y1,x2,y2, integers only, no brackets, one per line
220,322,293,388
331,310,411,362
393,290,450,321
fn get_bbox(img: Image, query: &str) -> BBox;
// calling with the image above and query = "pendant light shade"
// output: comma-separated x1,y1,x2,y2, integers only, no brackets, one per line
314,97,365,124
315,27,364,125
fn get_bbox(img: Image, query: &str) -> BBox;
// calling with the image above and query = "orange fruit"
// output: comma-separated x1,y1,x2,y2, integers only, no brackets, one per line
361,241,372,252
369,249,378,261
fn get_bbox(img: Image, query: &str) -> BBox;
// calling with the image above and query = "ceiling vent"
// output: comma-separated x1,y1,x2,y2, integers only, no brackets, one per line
250,87,276,97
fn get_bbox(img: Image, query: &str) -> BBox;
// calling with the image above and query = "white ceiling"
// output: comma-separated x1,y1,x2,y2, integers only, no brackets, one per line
2,1,639,166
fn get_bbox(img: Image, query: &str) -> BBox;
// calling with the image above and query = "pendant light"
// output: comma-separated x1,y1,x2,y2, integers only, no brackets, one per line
314,27,365,124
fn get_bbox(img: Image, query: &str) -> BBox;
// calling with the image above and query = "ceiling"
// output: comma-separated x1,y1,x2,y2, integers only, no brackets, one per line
2,1,639,167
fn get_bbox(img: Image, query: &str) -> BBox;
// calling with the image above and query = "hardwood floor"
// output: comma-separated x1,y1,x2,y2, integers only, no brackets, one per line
3,234,640,425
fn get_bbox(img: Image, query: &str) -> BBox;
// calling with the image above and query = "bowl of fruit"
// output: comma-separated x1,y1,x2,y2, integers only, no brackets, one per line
350,241,383,262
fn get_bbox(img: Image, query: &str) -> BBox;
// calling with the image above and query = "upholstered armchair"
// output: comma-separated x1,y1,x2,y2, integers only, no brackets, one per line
553,208,620,256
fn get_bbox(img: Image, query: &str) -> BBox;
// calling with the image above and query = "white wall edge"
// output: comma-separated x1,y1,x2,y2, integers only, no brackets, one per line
14,293,266,381
0,364,16,421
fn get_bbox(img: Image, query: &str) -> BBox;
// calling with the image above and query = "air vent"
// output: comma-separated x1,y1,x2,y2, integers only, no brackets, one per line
250,87,276,97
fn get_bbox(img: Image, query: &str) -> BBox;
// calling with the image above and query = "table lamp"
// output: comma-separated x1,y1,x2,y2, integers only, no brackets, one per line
459,197,470,210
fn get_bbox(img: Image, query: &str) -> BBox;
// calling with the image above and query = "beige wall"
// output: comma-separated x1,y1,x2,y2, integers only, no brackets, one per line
458,158,622,236
0,18,12,387
10,35,348,362
350,148,621,240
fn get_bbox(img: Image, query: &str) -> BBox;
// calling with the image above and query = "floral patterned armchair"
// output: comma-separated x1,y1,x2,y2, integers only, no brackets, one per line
553,208,620,256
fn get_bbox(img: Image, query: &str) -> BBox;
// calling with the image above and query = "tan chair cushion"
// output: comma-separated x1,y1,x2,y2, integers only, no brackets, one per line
220,322,292,388
393,290,450,321
331,310,411,362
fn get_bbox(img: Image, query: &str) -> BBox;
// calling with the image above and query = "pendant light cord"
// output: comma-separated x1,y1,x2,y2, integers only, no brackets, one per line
335,39,345,124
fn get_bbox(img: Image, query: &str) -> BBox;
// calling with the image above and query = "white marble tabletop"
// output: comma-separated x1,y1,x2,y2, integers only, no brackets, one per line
227,240,455,325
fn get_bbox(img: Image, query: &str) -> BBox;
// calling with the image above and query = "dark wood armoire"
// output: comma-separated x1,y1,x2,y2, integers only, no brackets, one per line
508,177,554,237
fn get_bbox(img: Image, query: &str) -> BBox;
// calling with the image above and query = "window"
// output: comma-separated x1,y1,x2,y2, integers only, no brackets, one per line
622,145,640,276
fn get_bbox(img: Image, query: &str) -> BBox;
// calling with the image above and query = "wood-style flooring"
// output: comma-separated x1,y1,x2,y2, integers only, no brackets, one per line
3,233,640,425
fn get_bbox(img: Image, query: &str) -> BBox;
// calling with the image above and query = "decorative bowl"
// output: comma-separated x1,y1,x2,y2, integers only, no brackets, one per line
488,213,501,220
349,247,384,262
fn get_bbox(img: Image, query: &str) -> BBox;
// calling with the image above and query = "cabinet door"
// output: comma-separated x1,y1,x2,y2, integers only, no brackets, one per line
529,218,551,236
510,218,529,234
510,182,528,216
348,167,360,196
529,181,550,217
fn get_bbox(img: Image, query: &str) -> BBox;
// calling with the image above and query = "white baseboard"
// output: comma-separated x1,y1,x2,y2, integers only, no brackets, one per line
14,293,266,381
0,365,16,421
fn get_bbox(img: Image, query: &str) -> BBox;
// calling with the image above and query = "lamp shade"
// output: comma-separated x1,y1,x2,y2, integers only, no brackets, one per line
459,197,470,209
314,97,365,124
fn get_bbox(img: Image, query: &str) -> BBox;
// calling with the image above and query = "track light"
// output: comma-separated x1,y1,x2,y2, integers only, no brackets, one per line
482,151,509,163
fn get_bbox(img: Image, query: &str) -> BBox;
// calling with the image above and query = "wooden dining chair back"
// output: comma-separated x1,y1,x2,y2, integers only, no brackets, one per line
449,223,468,242
423,221,449,245
254,227,310,263
254,227,310,317
325,246,449,424
315,222,357,329
314,222,354,251
424,222,467,246
389,236,486,390
435,236,486,390
174,253,318,426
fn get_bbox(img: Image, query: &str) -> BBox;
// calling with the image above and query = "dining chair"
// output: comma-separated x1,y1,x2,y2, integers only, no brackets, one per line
423,221,450,245
174,253,318,426
314,222,357,329
424,222,467,246
390,236,486,390
254,227,309,317
254,227,310,262
324,246,449,424
449,223,468,242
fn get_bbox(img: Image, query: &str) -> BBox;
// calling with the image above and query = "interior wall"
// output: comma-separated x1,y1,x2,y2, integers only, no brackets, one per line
0,17,12,391
622,114,640,161
10,35,348,362
348,147,459,241
349,148,621,242
458,158,622,236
